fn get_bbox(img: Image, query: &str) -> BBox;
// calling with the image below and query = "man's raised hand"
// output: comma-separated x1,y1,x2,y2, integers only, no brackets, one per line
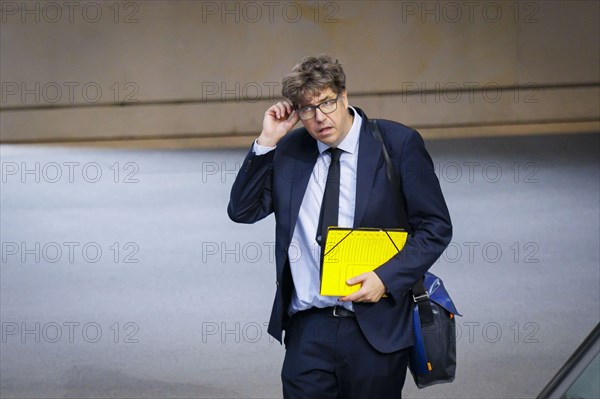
257,101,300,147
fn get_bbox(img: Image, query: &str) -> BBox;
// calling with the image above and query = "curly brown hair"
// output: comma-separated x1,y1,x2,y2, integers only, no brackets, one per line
282,55,346,108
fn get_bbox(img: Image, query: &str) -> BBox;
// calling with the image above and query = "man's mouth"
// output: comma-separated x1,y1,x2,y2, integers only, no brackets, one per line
318,126,333,133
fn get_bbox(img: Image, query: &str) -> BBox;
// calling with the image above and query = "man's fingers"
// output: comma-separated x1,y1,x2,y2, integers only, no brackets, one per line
272,101,294,120
266,102,284,120
273,103,284,119
284,110,300,129
278,103,289,119
340,274,368,301
260,102,297,146
346,273,367,286
340,290,362,302
341,288,374,303
340,272,385,303
283,101,293,115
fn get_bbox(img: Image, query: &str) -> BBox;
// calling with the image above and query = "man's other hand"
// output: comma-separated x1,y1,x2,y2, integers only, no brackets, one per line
339,271,387,303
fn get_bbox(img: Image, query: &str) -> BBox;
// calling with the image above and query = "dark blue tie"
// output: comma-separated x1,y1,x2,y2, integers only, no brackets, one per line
316,148,343,246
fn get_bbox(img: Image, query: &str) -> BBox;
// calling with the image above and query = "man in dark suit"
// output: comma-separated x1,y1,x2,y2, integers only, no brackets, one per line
228,55,452,398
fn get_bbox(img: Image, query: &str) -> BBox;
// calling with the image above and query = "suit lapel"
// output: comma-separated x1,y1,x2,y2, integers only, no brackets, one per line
354,112,383,227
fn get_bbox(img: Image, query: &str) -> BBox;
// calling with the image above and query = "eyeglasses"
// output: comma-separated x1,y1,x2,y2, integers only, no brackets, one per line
296,94,339,120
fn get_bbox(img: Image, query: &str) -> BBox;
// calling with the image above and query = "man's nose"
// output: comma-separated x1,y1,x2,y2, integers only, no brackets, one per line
315,108,327,122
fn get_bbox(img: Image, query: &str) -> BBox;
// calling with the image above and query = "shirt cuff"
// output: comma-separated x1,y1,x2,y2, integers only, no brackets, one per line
253,139,276,155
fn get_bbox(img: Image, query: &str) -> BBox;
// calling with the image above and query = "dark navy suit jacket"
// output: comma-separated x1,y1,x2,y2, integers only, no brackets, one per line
227,107,452,353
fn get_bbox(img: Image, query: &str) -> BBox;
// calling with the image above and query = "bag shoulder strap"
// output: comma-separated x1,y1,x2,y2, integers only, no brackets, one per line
367,119,410,232
367,119,434,326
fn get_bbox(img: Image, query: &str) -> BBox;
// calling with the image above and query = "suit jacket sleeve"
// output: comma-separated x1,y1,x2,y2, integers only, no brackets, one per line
373,129,452,302
227,145,275,224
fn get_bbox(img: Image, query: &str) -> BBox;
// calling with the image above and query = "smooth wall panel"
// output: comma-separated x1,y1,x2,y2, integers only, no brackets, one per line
0,0,598,143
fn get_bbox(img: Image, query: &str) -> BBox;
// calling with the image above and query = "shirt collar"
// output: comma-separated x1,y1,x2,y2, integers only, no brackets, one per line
317,105,362,155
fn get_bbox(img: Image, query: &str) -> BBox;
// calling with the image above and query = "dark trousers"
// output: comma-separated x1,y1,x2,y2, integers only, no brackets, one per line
281,308,410,399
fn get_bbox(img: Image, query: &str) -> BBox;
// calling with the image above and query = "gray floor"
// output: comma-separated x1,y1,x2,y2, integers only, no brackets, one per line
1,132,599,399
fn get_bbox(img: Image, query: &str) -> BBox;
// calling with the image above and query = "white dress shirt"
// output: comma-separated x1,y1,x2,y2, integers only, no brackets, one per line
253,106,363,314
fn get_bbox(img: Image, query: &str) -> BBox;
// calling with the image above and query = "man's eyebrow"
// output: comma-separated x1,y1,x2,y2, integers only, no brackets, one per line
300,95,335,108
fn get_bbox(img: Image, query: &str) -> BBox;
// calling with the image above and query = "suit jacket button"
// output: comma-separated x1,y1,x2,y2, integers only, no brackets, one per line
276,281,280,286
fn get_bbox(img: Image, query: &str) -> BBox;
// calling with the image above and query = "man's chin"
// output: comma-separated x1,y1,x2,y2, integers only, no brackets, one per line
314,130,338,145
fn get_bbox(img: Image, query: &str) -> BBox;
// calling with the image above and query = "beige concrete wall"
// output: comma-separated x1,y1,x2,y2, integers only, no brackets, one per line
1,0,598,147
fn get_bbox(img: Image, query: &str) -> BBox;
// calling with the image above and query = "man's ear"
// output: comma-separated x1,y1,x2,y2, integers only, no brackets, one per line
339,90,349,108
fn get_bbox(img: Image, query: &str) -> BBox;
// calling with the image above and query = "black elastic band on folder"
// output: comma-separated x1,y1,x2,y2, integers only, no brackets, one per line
322,229,355,258
383,230,401,253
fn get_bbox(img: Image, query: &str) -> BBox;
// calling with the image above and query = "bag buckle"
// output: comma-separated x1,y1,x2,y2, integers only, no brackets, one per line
412,292,429,303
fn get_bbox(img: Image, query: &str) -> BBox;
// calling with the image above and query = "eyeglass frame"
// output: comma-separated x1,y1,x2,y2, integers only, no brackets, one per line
295,94,340,120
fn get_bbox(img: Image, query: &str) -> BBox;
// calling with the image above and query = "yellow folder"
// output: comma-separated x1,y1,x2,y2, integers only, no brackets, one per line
320,227,408,297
